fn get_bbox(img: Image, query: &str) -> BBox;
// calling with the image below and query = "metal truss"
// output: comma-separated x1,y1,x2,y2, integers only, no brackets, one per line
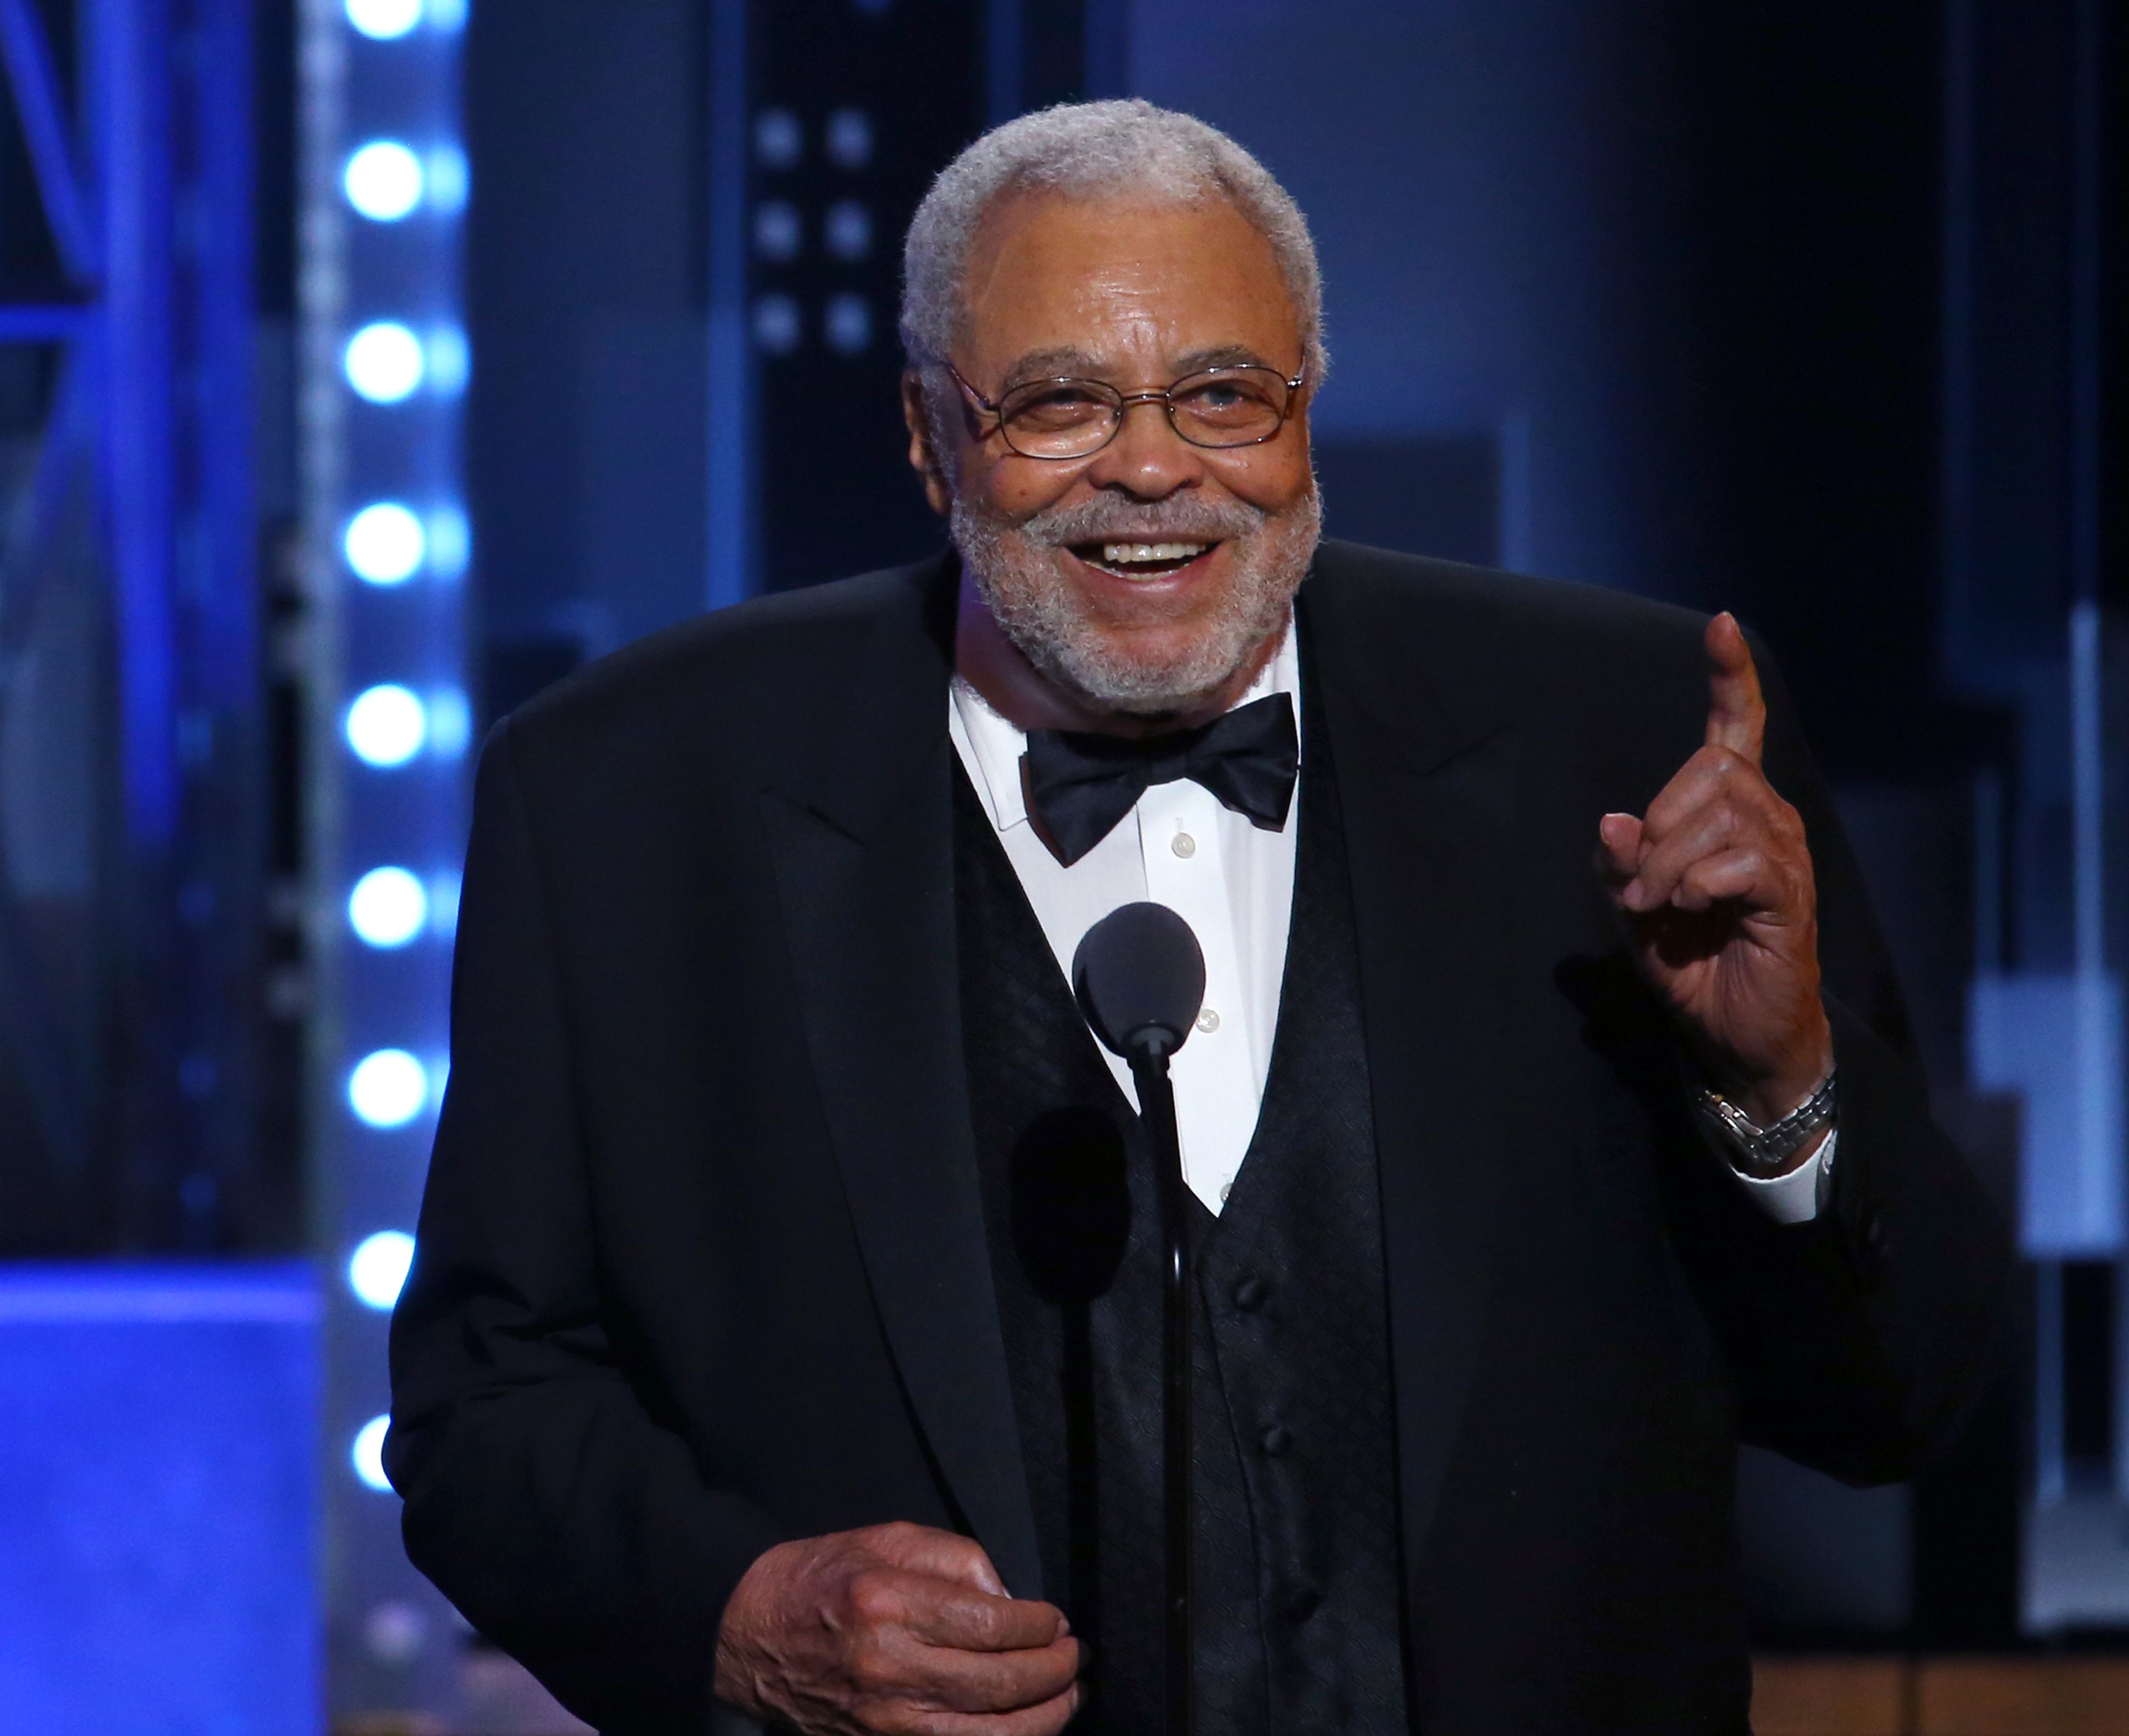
0,0,258,1247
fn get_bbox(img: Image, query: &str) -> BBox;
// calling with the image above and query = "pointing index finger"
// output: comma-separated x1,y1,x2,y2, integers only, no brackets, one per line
1704,611,1765,767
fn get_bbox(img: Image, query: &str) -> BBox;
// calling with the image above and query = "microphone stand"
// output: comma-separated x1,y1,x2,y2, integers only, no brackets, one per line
1128,1037,1193,1736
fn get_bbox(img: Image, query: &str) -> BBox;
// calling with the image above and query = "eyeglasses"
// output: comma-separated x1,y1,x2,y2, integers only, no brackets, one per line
942,355,1308,461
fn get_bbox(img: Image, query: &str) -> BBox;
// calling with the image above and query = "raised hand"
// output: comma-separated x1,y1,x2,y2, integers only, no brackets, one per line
1595,612,1833,1136
713,1521,1083,1735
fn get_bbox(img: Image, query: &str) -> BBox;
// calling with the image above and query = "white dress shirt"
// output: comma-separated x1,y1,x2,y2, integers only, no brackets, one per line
947,619,1833,1223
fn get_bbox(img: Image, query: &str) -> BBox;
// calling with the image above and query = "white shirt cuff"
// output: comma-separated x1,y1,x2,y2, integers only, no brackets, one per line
1725,1128,1838,1226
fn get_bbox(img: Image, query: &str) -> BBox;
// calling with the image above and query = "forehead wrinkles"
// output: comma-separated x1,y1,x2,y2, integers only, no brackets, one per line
957,192,1296,371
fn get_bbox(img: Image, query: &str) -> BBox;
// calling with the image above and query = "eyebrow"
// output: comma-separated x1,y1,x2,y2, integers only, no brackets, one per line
995,342,1283,389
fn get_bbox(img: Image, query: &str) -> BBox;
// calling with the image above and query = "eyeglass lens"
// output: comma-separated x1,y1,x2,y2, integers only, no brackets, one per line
996,366,1293,458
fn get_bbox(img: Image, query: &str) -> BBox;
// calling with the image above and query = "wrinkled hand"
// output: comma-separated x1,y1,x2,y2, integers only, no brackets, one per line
713,1521,1083,1736
1595,612,1833,1130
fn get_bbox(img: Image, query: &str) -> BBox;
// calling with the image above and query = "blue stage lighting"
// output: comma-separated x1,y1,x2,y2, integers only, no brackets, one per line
422,506,469,579
344,686,428,767
344,141,424,221
824,200,872,261
349,867,429,947
345,0,421,39
754,294,801,355
826,294,872,355
423,687,472,758
351,1414,393,1490
754,202,802,263
348,1231,417,1311
347,1050,430,1129
343,502,427,583
424,326,470,396
826,108,874,170
314,0,469,1702
426,146,469,214
344,321,426,402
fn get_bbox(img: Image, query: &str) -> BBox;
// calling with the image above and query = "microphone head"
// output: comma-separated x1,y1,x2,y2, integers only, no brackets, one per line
1072,902,1207,1063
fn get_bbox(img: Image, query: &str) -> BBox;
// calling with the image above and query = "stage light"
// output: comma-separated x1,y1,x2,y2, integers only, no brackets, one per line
424,688,471,758
349,867,429,947
344,321,425,402
422,506,468,579
344,141,424,221
425,146,468,214
424,326,469,396
826,108,873,169
754,295,801,355
755,109,802,169
344,686,428,767
348,1049,429,1128
345,0,420,38
428,873,462,936
352,1415,393,1490
754,202,801,262
348,1230,416,1310
826,294,871,355
824,200,871,261
343,502,426,583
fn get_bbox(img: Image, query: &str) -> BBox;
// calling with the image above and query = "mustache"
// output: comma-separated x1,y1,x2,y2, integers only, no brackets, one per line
1016,492,1273,549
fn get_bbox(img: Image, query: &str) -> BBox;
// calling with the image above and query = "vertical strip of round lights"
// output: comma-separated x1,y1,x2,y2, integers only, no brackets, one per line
301,0,468,1717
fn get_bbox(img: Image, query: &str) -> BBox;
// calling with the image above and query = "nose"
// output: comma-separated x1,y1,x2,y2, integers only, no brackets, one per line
1081,394,1205,499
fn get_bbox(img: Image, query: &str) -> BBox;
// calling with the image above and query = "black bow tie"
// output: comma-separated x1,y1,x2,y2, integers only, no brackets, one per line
1022,692,1300,866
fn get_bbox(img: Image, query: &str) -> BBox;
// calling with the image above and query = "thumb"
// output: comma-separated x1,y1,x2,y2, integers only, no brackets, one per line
1704,611,1766,765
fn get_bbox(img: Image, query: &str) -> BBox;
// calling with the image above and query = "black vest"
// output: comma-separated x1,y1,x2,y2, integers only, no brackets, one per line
955,684,1409,1735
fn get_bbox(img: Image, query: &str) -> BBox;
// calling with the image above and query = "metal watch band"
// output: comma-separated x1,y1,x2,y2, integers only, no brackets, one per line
1693,1070,1838,1175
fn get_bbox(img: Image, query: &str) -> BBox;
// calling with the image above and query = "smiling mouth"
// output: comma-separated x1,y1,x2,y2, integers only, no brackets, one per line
1070,540,1215,579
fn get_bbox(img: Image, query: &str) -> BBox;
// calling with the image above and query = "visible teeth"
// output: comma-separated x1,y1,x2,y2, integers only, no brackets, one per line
1099,542,1208,565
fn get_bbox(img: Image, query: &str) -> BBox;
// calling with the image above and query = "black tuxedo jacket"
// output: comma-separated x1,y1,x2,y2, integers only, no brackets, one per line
388,542,2006,1734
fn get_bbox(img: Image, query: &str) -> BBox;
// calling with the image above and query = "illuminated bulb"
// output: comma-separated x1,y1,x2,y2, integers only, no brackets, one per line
424,326,469,396
349,867,429,947
344,141,424,220
826,294,871,355
425,146,468,213
422,507,468,580
345,0,421,38
348,1230,416,1310
824,200,872,261
826,108,873,169
352,1414,393,1490
344,502,426,583
348,1049,429,1127
424,688,471,758
345,686,427,767
344,321,425,402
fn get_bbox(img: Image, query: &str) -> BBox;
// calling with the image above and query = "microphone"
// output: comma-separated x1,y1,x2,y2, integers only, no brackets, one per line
1072,902,1204,1736
1072,901,1207,1064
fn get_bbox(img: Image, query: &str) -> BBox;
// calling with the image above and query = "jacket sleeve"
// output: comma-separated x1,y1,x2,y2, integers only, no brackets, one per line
1663,640,2011,1486
385,718,786,1733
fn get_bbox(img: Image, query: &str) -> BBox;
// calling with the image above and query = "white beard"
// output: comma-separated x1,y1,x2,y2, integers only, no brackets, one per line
950,481,1322,715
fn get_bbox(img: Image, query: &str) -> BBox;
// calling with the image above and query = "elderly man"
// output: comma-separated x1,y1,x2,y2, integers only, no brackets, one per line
388,102,2004,1735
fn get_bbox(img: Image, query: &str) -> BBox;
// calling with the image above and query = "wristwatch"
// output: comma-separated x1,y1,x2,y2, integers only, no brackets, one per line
1693,1071,1838,1176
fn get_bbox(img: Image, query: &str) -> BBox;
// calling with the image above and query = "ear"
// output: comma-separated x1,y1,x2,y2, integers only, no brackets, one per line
901,370,955,518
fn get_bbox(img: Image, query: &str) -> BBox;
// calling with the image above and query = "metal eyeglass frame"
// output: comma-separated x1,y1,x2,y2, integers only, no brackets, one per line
940,354,1310,460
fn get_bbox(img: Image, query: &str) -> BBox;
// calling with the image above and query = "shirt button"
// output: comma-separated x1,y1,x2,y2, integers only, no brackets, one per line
1232,1276,1269,1313
1284,1586,1322,1624
1196,1007,1220,1033
1260,1424,1293,1458
1171,832,1196,858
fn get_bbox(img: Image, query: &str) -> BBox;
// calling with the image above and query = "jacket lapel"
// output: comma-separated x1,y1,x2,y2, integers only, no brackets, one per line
1303,555,1524,1578
761,556,1044,1601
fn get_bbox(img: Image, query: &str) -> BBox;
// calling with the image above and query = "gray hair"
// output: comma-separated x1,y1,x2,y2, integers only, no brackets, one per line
900,99,1327,384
